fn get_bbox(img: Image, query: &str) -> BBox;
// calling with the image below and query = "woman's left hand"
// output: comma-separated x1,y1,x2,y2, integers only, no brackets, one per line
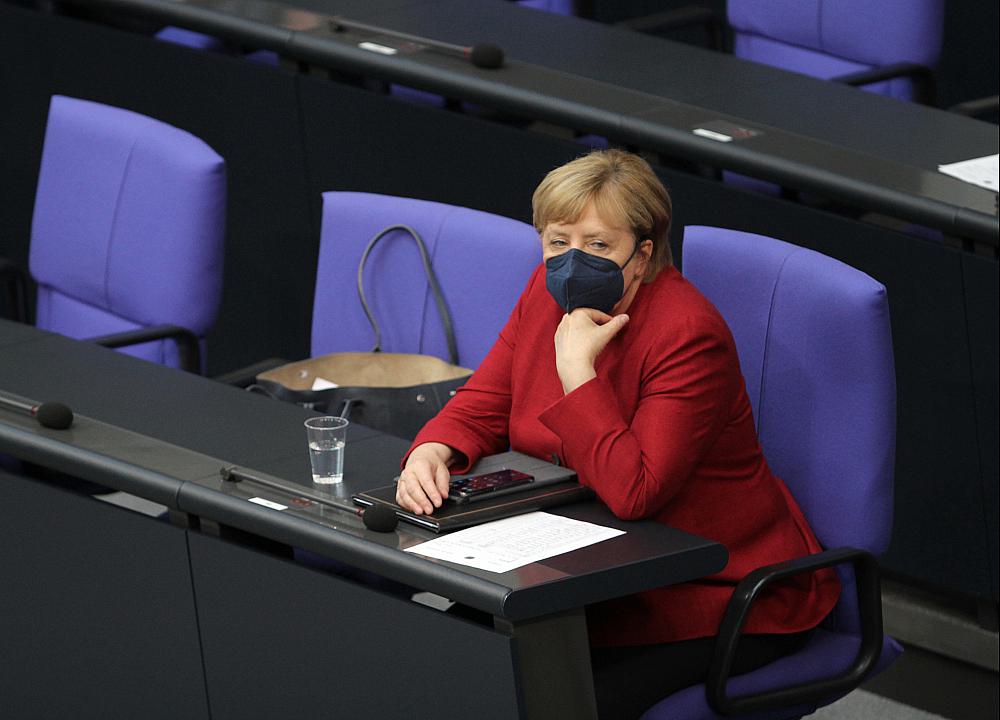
554,308,629,394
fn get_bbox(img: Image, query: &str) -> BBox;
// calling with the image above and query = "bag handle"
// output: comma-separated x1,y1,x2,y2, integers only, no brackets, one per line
356,224,460,366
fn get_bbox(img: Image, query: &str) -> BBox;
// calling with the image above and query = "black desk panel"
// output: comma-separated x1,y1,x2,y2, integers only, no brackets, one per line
189,531,522,720
962,253,1000,599
0,470,209,720
296,70,586,227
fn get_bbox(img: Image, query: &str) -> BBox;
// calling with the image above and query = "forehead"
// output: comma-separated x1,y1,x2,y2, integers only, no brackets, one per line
543,200,630,235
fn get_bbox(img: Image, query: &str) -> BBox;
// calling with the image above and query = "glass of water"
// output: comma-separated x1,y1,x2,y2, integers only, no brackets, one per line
304,416,349,484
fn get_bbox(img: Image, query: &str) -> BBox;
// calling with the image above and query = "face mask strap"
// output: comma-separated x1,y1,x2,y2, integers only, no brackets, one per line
620,238,643,270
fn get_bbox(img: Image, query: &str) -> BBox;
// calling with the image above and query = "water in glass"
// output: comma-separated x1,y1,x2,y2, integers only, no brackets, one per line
309,438,344,484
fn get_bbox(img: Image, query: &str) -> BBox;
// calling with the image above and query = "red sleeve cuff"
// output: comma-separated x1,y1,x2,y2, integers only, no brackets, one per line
402,417,495,474
537,377,627,459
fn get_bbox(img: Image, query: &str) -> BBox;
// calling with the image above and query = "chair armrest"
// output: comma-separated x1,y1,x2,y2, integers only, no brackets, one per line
213,357,290,387
831,62,936,105
947,95,999,119
86,324,202,374
0,257,32,323
616,6,724,51
706,547,883,716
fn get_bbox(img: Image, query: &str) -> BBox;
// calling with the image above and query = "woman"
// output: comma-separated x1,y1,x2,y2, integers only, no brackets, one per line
397,150,840,719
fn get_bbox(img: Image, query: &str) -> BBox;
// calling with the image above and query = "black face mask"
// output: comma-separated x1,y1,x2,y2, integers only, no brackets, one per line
544,242,640,314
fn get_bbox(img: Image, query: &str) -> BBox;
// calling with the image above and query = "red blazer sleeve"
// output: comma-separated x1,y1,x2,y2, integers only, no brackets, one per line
538,312,740,520
406,268,543,472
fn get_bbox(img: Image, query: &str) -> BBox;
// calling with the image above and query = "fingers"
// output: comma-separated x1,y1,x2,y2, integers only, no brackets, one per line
601,313,629,336
571,307,613,324
435,462,452,503
396,457,448,515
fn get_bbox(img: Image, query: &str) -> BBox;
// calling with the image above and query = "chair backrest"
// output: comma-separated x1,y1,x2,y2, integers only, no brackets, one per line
29,95,226,369
682,227,896,558
314,192,541,370
727,0,944,101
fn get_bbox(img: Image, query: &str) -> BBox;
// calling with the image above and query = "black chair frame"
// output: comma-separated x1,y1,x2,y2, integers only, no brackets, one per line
706,547,884,715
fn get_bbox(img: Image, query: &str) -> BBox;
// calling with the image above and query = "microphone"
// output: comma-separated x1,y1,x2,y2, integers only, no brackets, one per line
360,503,400,533
0,394,74,430
220,466,400,533
329,17,505,69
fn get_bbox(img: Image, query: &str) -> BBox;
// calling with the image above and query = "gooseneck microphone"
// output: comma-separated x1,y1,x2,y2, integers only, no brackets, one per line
221,465,400,533
329,16,505,69
0,394,74,430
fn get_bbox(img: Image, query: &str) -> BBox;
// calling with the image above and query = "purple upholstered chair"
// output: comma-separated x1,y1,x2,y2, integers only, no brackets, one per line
29,95,226,372
314,192,541,370
728,0,943,103
640,227,900,720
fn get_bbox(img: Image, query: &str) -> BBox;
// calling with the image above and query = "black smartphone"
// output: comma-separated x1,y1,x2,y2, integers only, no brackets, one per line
448,469,535,504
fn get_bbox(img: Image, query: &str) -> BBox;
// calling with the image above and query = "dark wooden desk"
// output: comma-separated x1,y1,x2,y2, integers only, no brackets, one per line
0,320,727,719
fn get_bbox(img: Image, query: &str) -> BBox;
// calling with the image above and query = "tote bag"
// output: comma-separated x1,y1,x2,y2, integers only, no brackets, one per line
251,224,472,440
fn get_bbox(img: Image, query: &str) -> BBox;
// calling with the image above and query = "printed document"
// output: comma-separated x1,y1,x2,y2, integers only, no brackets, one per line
938,154,999,192
404,511,625,573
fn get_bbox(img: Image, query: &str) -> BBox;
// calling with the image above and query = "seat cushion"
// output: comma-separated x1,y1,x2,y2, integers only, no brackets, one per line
640,630,903,720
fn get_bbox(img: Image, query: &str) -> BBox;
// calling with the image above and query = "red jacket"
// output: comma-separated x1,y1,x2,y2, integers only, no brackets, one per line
410,264,840,646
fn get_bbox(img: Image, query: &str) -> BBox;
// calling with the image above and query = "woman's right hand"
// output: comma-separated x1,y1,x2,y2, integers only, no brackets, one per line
396,442,454,515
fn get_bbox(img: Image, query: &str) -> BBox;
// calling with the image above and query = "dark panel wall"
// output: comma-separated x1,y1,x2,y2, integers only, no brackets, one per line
0,472,209,720
188,531,521,719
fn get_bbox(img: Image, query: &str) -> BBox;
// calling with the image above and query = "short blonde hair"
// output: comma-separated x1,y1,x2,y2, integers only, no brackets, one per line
532,150,673,279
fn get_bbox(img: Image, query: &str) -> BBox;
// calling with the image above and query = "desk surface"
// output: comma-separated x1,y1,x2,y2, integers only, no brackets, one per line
0,320,727,620
87,0,998,242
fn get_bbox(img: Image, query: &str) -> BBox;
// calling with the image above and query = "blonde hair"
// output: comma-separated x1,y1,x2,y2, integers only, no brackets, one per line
532,150,673,279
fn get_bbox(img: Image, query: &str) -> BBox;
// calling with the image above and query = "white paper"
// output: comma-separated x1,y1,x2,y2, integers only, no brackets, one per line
310,377,339,390
938,154,999,192
404,512,625,573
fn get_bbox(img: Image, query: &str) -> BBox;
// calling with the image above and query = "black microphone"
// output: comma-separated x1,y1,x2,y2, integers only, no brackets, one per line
329,16,505,69
360,503,399,533
0,394,74,430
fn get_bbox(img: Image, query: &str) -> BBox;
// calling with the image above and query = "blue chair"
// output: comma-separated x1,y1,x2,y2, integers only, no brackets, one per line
313,192,541,370
27,95,226,373
640,227,901,719
728,0,943,104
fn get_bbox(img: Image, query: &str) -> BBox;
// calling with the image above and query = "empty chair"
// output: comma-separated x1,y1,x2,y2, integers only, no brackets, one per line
728,0,943,103
313,192,541,370
28,95,226,372
639,227,900,719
